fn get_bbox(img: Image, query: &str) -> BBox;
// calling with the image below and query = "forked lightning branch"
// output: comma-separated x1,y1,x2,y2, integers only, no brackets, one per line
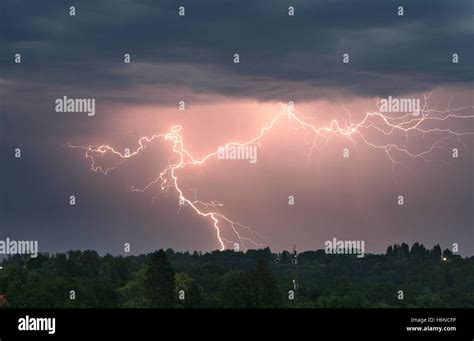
69,94,474,251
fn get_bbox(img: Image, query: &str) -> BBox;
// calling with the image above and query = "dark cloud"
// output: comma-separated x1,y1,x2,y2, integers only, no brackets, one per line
1,0,473,103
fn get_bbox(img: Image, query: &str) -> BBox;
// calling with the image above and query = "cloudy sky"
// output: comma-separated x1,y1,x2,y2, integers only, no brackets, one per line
1,0,473,255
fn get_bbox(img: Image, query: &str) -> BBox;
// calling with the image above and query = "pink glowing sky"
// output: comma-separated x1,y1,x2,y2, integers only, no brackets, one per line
51,87,472,254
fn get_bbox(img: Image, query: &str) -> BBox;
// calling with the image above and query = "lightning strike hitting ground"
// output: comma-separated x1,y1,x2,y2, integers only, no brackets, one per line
69,94,474,250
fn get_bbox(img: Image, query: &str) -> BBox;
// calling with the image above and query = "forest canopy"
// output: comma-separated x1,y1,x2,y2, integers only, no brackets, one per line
0,244,472,308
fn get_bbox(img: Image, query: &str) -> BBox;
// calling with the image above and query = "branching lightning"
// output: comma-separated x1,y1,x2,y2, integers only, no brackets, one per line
69,93,474,250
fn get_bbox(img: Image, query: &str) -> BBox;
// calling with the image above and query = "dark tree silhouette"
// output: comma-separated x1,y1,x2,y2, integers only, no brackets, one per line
431,244,442,260
220,259,281,308
145,250,175,308
252,259,281,308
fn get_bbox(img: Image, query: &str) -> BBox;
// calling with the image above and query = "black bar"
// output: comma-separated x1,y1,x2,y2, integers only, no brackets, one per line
0,308,472,340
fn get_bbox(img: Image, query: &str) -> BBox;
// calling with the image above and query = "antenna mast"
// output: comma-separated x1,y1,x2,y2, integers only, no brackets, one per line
292,244,298,300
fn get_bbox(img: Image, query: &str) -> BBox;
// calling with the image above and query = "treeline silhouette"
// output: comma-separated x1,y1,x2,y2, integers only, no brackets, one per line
0,243,472,308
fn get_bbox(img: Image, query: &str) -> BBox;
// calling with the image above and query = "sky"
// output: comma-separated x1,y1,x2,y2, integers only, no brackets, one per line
1,0,473,255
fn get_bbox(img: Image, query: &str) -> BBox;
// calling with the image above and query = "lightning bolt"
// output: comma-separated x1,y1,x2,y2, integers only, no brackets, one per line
69,93,474,250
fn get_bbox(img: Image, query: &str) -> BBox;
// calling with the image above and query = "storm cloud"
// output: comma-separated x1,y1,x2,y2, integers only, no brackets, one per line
1,0,473,104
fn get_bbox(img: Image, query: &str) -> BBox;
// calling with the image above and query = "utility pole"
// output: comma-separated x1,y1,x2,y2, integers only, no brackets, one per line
292,244,298,300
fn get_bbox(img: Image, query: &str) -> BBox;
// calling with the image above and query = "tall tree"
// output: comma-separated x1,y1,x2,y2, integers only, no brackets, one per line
431,244,442,260
145,250,175,308
251,259,281,308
